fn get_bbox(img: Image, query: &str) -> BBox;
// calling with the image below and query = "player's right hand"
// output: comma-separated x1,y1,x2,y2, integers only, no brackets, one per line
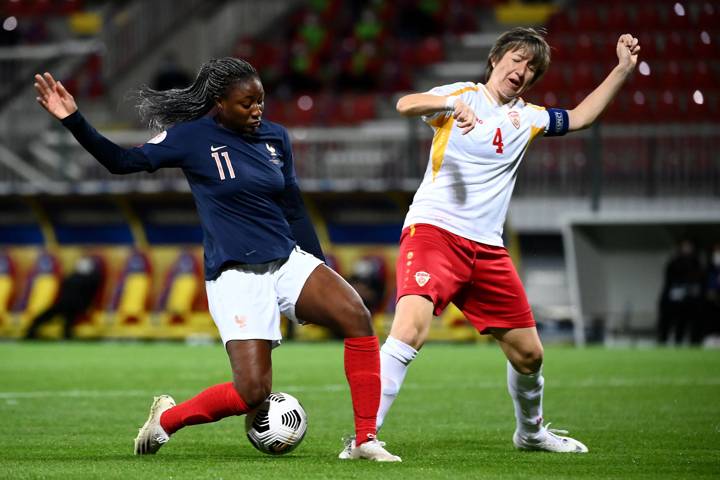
453,99,477,135
34,72,78,120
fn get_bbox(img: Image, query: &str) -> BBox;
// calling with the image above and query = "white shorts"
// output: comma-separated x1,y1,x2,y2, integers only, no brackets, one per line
205,246,324,346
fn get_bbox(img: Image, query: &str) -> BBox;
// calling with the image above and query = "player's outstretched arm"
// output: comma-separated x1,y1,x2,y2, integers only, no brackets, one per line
34,72,78,120
397,93,477,134
33,72,152,174
567,34,640,131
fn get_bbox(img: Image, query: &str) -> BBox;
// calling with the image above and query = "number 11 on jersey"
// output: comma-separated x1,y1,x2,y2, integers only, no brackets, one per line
492,128,504,154
212,151,235,180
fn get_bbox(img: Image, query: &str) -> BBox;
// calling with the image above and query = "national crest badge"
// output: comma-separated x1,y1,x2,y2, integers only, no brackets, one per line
508,111,520,129
414,271,431,287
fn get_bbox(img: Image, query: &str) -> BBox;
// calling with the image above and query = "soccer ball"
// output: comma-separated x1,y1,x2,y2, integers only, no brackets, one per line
245,392,308,455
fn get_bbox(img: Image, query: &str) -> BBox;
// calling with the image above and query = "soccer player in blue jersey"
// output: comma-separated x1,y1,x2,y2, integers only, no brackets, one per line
33,58,400,461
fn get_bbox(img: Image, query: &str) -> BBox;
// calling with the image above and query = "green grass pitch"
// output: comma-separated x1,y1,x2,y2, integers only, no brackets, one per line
1,341,718,479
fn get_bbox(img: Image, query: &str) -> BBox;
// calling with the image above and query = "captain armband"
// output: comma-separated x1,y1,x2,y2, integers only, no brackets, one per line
545,108,569,137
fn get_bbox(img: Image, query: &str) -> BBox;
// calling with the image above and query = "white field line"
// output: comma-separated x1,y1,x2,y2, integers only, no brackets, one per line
1,377,719,400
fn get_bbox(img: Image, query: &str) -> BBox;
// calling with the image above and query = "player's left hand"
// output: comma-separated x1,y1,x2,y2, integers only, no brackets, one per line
453,99,477,135
616,34,640,71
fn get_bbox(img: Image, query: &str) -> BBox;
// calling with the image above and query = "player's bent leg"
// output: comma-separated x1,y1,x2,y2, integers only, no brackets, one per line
294,265,399,460
226,339,273,408
134,395,176,455
374,295,432,434
492,327,588,453
389,295,435,350
134,340,268,455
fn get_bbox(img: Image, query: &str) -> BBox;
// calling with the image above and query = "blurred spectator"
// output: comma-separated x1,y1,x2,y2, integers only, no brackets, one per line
354,8,382,43
25,255,103,340
287,41,322,92
347,256,386,315
702,242,720,341
657,238,704,345
298,12,328,53
152,53,192,91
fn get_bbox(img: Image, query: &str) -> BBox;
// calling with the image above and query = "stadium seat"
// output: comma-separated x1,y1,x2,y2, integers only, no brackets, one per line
14,251,62,338
154,250,214,340
104,250,154,339
0,251,16,337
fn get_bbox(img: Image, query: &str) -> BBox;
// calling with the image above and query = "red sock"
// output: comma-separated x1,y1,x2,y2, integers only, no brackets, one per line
344,335,380,445
160,382,249,435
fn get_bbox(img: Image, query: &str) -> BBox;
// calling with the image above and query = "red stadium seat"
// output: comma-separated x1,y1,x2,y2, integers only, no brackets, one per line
575,5,602,30
569,34,595,62
695,1,718,29
568,62,596,90
662,31,689,60
659,61,683,89
655,89,684,120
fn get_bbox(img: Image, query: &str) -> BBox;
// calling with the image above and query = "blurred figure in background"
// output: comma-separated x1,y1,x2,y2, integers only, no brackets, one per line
347,256,386,315
25,255,103,340
657,238,704,346
702,242,720,344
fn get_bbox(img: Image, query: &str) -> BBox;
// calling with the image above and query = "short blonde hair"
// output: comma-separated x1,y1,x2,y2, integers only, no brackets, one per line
484,27,551,87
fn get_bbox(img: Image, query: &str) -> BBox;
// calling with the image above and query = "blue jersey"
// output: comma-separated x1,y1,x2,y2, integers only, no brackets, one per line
136,117,297,279
62,112,322,281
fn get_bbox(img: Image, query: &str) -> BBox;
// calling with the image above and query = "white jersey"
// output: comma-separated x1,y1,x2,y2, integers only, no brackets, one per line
404,82,561,247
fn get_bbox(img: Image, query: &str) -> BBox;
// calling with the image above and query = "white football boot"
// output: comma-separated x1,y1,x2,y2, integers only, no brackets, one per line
513,423,589,453
134,395,176,455
338,435,401,462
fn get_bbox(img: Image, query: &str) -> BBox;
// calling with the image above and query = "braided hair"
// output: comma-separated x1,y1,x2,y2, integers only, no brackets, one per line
136,57,259,131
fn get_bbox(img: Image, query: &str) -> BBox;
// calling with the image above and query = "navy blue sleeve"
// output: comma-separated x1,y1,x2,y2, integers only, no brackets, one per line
277,128,324,261
544,108,569,137
280,184,325,262
61,111,153,174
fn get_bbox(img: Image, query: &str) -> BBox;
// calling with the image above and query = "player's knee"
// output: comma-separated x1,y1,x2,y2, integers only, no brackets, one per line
515,348,544,374
234,378,271,408
340,298,373,337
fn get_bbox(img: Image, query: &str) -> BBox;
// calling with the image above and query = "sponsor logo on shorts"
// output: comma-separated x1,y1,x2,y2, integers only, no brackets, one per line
414,271,431,287
234,315,247,328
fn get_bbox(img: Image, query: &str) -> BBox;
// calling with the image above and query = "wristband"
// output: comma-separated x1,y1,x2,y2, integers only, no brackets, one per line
444,95,458,112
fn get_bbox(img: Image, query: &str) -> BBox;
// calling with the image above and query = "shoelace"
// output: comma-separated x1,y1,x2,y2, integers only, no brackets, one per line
544,422,569,436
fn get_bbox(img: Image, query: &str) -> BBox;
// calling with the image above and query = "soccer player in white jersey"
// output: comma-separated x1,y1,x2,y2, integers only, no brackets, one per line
340,27,640,457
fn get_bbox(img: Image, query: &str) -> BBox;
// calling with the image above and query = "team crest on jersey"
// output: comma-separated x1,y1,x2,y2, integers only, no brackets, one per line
266,143,282,166
147,131,167,144
414,271,431,287
508,111,520,129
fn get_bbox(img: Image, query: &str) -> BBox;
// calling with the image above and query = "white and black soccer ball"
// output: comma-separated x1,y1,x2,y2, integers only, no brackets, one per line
245,392,308,455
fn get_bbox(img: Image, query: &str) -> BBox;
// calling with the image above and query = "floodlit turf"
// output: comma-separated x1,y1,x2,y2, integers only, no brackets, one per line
1,341,719,479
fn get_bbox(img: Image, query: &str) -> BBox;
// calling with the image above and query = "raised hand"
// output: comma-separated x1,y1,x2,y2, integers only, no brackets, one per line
34,72,78,120
616,34,640,71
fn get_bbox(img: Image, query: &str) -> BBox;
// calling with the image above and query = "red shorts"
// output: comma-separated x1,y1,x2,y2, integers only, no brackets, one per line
396,224,535,333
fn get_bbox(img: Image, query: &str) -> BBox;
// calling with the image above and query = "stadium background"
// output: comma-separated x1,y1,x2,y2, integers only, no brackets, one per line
0,0,718,345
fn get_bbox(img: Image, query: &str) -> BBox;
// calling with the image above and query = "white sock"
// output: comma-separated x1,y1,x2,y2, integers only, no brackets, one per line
376,336,418,431
506,361,544,437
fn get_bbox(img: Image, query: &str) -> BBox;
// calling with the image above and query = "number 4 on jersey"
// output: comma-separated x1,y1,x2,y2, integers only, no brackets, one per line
492,128,504,154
